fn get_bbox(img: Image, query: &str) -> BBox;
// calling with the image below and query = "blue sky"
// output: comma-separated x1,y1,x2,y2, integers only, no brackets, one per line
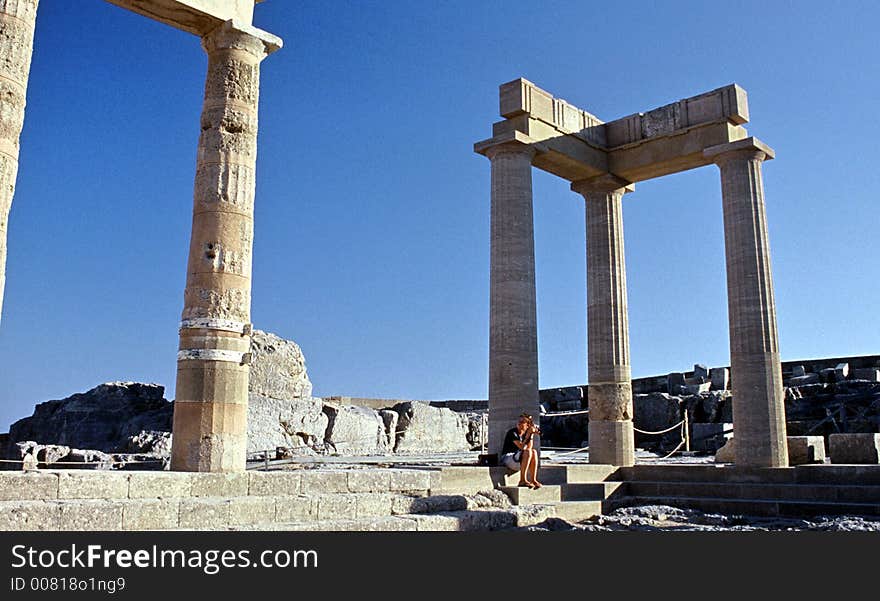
1,0,878,430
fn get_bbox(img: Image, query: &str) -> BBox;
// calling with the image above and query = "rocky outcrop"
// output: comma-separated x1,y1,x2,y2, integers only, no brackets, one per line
391,402,472,453
322,403,389,455
248,329,313,400
245,329,327,455
7,382,172,455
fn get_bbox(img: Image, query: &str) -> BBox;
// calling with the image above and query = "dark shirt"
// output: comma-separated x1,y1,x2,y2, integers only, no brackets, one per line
501,428,522,456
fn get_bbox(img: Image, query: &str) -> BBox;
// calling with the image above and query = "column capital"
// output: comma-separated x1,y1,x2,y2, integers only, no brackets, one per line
571,174,634,197
202,19,283,59
475,131,538,160
704,136,775,165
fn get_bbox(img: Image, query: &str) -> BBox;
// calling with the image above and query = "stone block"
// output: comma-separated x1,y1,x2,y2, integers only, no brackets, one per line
786,436,825,465
300,470,348,494
788,373,820,386
316,494,357,521
836,363,850,378
684,382,711,395
853,368,880,382
0,472,58,501
228,496,277,526
347,470,390,493
58,500,124,531
357,516,418,531
275,495,316,523
355,493,394,518
390,495,422,515
248,471,301,496
388,469,431,492
693,364,709,380
666,373,685,394
0,501,58,530
190,473,248,497
710,367,729,390
128,472,192,499
178,498,230,529
791,365,806,378
122,499,180,530
556,399,581,412
410,513,462,531
692,422,733,453
820,365,848,383
829,434,880,464
57,471,129,499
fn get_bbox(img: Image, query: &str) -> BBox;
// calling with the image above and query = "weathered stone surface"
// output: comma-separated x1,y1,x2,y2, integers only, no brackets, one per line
788,373,820,386
0,471,58,500
347,470,390,493
787,436,825,465
829,434,880,464
249,329,313,399
128,472,192,498
247,394,326,455
7,383,172,454
633,393,681,435
853,368,880,382
694,364,709,380
710,367,729,390
392,402,471,453
248,471,300,496
0,500,57,531
58,499,124,530
178,498,230,529
715,438,735,463
125,430,172,456
122,499,180,530
189,473,248,497
228,496,276,525
379,409,399,449
388,469,431,493
323,403,387,455
300,470,348,494
274,495,315,522
692,423,733,453
317,494,357,520
57,471,129,499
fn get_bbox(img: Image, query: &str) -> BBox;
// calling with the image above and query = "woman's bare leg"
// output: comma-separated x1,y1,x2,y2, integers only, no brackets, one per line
520,451,534,485
528,450,541,487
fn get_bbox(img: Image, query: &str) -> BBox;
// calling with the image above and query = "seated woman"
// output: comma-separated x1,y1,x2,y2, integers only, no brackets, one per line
500,414,542,489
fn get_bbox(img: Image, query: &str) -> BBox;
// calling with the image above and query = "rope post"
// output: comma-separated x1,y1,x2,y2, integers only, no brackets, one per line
683,410,690,452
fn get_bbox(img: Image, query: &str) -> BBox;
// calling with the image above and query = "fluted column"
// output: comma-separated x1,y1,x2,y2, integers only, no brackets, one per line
705,137,788,467
572,175,634,466
0,0,38,325
171,21,281,472
486,140,540,456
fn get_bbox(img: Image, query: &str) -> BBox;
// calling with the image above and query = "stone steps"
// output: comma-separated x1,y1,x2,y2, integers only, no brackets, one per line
626,481,880,504
621,495,880,518
540,464,620,484
544,500,603,523
499,485,562,505
561,482,626,502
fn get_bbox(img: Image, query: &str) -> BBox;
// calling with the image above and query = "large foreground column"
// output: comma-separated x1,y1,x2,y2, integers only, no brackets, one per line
0,0,38,324
485,140,540,456
705,137,788,468
572,175,635,466
171,21,281,472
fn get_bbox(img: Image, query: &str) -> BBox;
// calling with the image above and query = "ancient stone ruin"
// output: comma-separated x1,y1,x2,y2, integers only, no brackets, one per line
476,78,786,468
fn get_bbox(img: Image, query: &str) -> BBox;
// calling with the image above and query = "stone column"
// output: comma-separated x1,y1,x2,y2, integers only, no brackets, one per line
0,0,38,325
705,137,788,467
171,21,281,473
486,140,540,456
571,175,635,466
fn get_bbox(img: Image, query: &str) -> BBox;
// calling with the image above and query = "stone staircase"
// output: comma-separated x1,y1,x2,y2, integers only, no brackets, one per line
0,466,595,532
613,464,880,517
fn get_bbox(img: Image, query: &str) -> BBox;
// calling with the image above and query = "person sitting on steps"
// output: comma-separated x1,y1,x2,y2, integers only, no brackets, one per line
500,413,543,489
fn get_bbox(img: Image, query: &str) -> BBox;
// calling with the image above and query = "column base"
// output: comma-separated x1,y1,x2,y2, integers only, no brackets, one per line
589,420,634,466
170,400,247,472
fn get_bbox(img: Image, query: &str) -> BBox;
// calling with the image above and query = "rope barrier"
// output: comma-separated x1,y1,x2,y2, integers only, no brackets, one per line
0,457,166,466
632,419,685,435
